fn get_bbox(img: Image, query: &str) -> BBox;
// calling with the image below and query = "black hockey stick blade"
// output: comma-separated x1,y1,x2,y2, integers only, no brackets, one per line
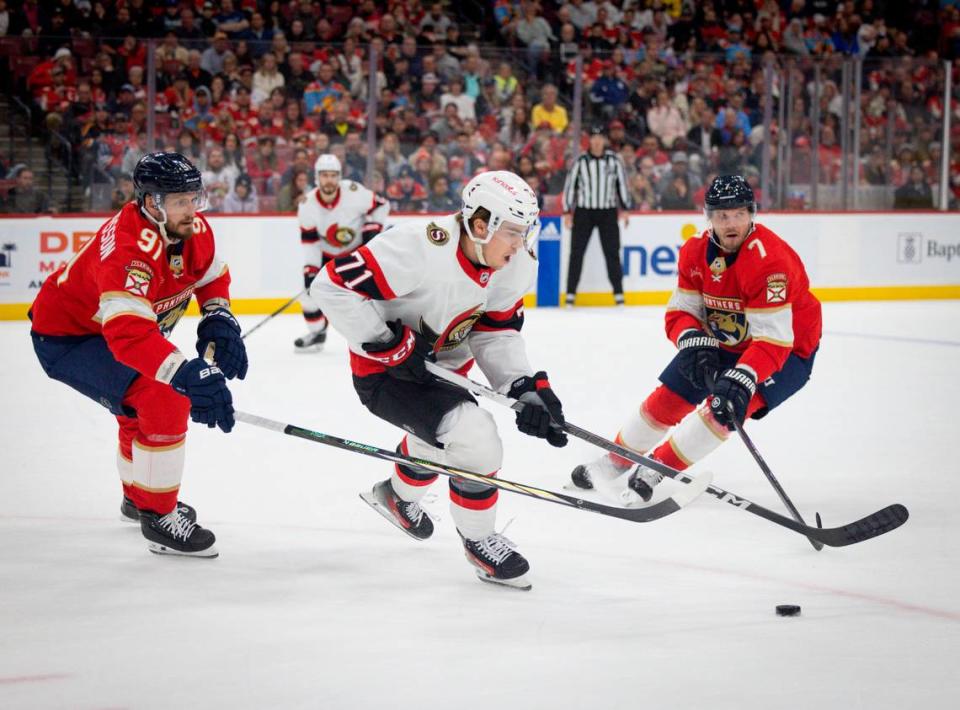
749,501,909,547
421,365,911,547
235,411,711,524
808,503,909,547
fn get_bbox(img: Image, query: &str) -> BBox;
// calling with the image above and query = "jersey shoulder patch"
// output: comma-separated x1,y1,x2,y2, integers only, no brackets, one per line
425,221,451,246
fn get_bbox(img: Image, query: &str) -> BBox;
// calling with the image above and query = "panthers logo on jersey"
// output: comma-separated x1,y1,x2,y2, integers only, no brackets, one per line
325,223,356,247
703,294,748,346
157,300,191,336
707,308,748,346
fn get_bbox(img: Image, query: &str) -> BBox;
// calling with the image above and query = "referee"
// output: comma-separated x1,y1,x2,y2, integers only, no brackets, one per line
562,124,632,306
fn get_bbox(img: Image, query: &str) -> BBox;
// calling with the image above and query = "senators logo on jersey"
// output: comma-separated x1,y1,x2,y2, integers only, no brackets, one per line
426,222,450,246
325,223,356,247
420,306,484,352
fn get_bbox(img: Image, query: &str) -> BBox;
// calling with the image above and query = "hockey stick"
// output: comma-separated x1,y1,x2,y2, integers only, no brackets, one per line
705,372,823,551
424,363,909,548
234,410,711,524
240,288,307,341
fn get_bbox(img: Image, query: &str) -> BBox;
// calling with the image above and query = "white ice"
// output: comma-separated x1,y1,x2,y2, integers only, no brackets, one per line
1,302,959,710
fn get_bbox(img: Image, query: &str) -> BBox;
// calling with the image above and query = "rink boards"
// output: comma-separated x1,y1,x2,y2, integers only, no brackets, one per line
0,211,958,319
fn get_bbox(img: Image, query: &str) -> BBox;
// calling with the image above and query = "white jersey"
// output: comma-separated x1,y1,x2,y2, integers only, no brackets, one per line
297,179,390,265
312,213,537,392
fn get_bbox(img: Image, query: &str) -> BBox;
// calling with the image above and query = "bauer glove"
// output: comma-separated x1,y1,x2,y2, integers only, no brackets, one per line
171,358,235,433
196,307,248,380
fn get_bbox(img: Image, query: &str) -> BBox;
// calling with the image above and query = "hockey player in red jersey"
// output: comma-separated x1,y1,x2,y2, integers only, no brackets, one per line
571,174,822,503
313,171,566,590
29,152,246,558
294,154,390,352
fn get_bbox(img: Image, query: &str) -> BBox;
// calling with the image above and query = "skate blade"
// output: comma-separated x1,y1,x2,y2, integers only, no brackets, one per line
474,568,532,591
147,542,219,558
358,490,429,542
120,513,140,524
293,344,325,354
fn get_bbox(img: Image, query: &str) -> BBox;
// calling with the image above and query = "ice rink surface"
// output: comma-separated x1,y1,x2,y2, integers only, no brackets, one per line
1,301,959,710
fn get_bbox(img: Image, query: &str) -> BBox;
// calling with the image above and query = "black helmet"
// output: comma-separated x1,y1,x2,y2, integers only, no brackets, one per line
133,151,202,204
704,174,756,214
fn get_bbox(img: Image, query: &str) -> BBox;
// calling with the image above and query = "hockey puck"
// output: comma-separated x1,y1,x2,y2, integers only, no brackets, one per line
776,604,801,617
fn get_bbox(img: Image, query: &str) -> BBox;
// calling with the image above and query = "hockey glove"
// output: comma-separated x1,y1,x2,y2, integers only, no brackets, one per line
676,329,720,390
196,307,248,380
508,371,567,447
361,222,383,244
171,358,235,433
361,319,435,384
709,366,757,431
303,264,321,291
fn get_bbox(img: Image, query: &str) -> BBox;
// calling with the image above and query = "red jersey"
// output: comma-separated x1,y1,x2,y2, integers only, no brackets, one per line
30,203,231,385
665,223,821,383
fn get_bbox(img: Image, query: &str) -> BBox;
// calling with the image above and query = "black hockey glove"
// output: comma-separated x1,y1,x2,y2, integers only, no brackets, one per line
709,366,757,431
676,329,720,390
508,371,567,448
361,319,435,384
171,358,235,433
303,264,321,291
361,222,383,244
196,307,248,380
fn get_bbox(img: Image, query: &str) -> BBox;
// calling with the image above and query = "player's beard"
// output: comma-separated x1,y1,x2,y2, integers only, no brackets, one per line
319,185,337,201
165,218,196,241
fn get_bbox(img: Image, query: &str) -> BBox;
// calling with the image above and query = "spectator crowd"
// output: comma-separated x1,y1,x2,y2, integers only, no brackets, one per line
1,0,958,214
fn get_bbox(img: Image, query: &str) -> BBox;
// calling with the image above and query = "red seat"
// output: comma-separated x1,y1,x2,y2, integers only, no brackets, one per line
0,37,21,58
72,36,97,58
327,6,354,26
12,56,42,82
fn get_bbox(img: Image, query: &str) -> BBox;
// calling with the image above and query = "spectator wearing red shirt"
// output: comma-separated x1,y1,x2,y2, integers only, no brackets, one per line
28,48,77,101
386,164,428,212
246,135,287,195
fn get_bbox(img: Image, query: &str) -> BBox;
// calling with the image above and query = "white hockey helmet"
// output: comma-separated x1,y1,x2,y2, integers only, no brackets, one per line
460,170,540,248
314,153,342,180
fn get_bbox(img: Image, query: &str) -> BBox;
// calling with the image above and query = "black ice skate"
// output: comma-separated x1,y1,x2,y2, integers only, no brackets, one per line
359,479,434,541
140,507,218,558
121,496,197,524
294,323,327,353
627,464,664,503
461,532,532,591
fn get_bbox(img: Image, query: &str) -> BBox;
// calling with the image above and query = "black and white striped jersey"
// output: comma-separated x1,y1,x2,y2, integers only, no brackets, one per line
562,150,632,211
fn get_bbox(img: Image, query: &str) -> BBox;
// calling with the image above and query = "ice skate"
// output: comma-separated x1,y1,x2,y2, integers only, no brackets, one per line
121,496,196,524
359,479,434,541
140,507,217,558
568,454,643,506
627,464,665,503
293,327,327,353
461,532,531,591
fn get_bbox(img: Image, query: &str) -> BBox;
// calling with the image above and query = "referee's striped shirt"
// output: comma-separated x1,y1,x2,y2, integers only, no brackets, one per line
562,149,632,211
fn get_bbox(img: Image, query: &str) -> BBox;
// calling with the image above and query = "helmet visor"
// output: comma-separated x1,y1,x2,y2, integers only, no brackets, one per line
157,188,208,213
492,220,539,250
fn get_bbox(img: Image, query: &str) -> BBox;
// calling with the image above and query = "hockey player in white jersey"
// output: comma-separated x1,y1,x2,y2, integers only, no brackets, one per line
312,171,567,590
295,154,390,352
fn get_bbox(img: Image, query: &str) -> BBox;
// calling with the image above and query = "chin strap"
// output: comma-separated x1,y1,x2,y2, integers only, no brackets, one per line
140,197,169,240
472,239,488,267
